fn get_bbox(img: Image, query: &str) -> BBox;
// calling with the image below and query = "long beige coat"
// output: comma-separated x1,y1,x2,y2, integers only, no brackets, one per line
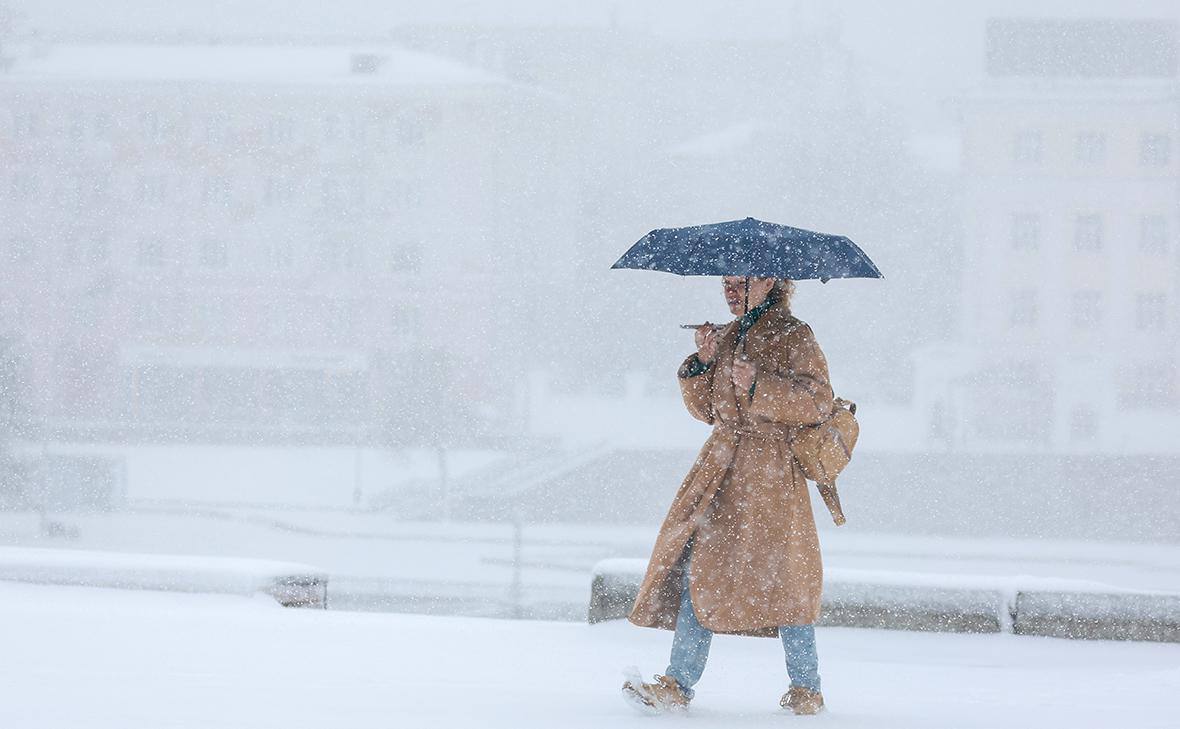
628,298,834,637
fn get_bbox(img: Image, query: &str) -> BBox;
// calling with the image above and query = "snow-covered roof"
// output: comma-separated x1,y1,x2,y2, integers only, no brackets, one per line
907,132,962,173
1,43,508,87
667,120,776,158
958,76,1180,104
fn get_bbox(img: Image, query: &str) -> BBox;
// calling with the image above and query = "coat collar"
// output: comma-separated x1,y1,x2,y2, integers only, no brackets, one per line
737,290,777,338
738,290,792,343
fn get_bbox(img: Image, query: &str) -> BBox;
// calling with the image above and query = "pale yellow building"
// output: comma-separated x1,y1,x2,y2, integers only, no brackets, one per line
937,18,1180,453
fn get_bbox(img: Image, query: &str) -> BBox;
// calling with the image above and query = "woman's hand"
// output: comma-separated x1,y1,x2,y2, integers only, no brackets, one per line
731,357,756,393
694,323,718,364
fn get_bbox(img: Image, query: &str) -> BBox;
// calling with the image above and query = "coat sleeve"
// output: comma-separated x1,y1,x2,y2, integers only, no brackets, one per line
747,323,833,426
677,353,716,425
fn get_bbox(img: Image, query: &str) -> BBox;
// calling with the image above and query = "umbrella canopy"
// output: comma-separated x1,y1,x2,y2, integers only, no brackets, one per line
611,217,883,282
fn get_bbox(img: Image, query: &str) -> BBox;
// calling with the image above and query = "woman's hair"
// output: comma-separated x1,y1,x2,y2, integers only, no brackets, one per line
773,279,796,311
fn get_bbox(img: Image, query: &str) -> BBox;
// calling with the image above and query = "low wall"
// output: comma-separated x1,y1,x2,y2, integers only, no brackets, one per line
0,546,328,608
589,559,1180,643
1014,591,1180,642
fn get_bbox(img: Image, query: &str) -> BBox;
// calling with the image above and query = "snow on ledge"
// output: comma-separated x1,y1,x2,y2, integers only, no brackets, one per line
591,559,1161,596
589,558,1180,640
0,546,328,607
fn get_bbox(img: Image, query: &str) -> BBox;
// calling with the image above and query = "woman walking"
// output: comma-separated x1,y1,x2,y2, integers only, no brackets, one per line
623,275,834,715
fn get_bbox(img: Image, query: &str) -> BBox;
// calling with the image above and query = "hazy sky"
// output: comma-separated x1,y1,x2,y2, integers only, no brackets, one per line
17,0,1180,133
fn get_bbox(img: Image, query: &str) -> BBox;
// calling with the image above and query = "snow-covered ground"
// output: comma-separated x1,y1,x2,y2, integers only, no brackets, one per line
2,581,1177,729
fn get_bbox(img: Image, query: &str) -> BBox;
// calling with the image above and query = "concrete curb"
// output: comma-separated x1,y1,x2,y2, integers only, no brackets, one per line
0,546,329,608
589,559,1180,643
1014,591,1180,642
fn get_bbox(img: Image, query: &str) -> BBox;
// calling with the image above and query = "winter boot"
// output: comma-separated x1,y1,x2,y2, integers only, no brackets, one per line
621,674,691,712
780,686,824,715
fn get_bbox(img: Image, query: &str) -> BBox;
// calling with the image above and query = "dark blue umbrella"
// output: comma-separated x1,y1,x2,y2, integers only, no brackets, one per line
611,217,883,283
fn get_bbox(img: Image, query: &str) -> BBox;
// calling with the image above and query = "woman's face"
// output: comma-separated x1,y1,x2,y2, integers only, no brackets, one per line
722,276,776,316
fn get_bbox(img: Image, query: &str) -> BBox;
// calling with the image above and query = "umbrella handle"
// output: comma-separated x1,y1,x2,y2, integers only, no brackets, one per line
738,277,750,357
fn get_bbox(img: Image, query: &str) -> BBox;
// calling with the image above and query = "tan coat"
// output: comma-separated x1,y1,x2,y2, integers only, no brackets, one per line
628,297,834,637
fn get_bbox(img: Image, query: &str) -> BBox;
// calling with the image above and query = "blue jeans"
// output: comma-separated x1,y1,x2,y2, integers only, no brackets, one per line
664,546,820,698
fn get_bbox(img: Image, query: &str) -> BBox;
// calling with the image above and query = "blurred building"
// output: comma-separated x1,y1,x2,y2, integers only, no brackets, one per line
0,42,573,455
392,23,958,403
927,18,1180,453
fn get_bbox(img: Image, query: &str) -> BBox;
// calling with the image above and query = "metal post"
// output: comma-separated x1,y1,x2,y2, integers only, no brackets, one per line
510,513,523,619
438,445,449,521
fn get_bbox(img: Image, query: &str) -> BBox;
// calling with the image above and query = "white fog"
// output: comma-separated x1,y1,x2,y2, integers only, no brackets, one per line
0,2,1177,727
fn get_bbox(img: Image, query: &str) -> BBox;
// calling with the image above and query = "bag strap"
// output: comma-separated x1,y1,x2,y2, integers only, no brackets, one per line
815,481,847,526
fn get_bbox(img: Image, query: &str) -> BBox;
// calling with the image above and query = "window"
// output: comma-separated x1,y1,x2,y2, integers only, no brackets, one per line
64,238,85,267
64,175,85,207
204,113,228,144
68,110,86,142
388,243,422,272
137,240,166,267
1009,289,1038,328
397,115,426,146
10,172,37,200
1070,407,1097,441
1136,293,1166,331
88,170,112,200
320,177,341,208
268,116,294,145
1075,131,1106,165
133,296,173,334
1071,290,1102,329
269,241,295,270
346,177,367,207
315,238,359,272
68,235,109,265
268,300,297,341
92,111,112,139
89,236,110,264
199,239,228,269
323,114,342,142
1010,213,1040,250
12,111,38,138
382,178,422,211
1119,362,1178,409
193,297,228,338
1140,215,1168,254
1074,214,1103,251
927,400,952,445
969,361,1051,442
1140,133,1171,166
323,299,355,344
6,237,34,265
1013,130,1043,164
139,110,164,142
389,306,421,340
264,177,295,206
348,115,368,143
203,176,231,206
137,174,168,205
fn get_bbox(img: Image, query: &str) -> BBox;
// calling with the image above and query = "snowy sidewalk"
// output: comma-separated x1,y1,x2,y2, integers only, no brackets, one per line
1,581,1176,729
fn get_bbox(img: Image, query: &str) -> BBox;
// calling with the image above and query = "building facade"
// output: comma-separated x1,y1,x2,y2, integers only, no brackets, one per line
928,18,1180,453
0,43,572,448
